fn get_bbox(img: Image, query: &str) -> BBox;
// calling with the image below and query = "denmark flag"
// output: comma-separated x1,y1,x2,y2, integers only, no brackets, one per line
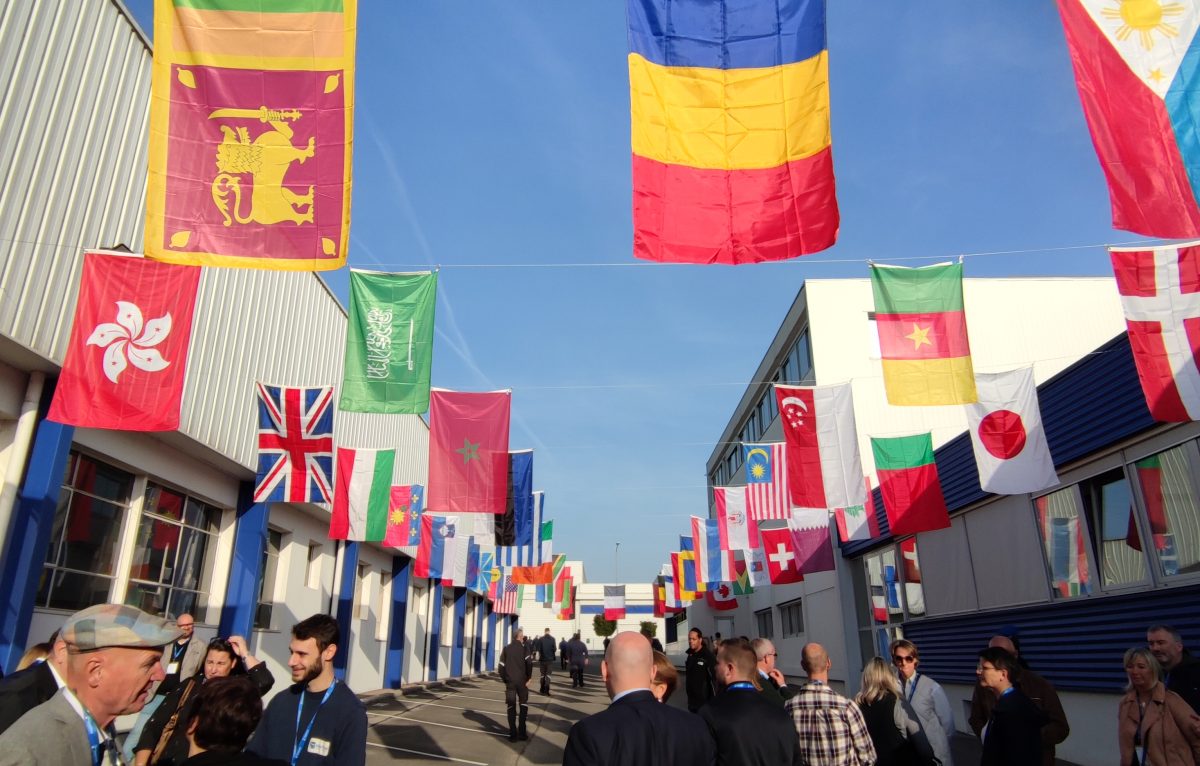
1111,242,1200,421
965,368,1059,494
48,251,200,431
759,526,804,585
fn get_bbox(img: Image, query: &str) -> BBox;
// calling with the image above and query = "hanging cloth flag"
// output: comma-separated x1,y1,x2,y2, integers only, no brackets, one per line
539,520,554,563
252,383,334,504
555,564,572,611
443,531,469,587
145,0,356,270
329,447,395,541
745,547,770,588
427,389,511,514
1110,242,1200,421
511,562,554,585
543,553,566,607
966,368,1060,494
1054,1,1200,238
672,550,702,601
742,443,791,520
871,433,951,536
603,585,627,620
788,508,835,575
663,567,684,610
691,516,734,585
415,514,457,579
558,576,575,619
527,488,543,564
496,571,519,615
653,578,666,618
48,252,201,431
705,583,738,612
834,478,881,543
340,270,437,414
383,484,424,548
775,383,866,509
475,545,495,594
714,486,760,554
626,0,837,264
465,539,483,595
730,552,754,596
759,525,804,585
870,262,977,405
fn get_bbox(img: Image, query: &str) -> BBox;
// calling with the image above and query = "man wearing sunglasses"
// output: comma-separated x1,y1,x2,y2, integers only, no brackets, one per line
890,639,955,766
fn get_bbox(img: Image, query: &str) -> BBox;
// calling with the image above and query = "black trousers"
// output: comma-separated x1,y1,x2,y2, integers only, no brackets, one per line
539,661,552,692
570,665,585,686
504,680,529,712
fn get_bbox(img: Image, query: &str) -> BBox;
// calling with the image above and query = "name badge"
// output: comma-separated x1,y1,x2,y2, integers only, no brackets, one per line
1134,746,1144,764
166,662,180,675
307,738,331,756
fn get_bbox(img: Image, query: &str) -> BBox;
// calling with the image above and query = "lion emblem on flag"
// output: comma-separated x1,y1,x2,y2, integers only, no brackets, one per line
210,108,315,227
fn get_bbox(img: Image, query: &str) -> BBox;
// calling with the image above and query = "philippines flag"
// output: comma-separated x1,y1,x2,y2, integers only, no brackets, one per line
415,514,457,579
252,383,334,504
1056,1,1200,237
1111,242,1200,421
742,443,790,520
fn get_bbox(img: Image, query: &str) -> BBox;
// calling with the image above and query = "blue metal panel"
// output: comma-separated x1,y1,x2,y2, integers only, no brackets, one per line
901,583,1200,693
0,413,73,673
486,608,497,671
450,587,466,677
473,596,485,673
580,605,657,615
428,580,443,682
219,482,268,640
384,556,410,689
333,541,359,681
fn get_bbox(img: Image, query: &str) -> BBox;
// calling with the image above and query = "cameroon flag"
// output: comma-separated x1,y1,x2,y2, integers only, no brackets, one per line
871,433,951,536
871,262,977,405
146,0,356,270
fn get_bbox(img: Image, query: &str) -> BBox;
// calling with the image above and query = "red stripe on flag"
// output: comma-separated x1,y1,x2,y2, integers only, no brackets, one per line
877,463,950,536
777,387,826,509
876,311,970,360
1125,319,1193,422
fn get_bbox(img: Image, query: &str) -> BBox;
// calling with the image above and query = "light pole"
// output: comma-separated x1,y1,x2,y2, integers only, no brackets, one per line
614,541,621,583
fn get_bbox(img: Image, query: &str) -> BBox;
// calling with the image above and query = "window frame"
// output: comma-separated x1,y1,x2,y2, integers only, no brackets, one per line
779,598,804,638
254,528,284,630
1123,437,1200,586
754,608,774,640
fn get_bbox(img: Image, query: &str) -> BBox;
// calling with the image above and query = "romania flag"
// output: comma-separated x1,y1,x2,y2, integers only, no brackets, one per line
627,0,838,264
146,0,356,270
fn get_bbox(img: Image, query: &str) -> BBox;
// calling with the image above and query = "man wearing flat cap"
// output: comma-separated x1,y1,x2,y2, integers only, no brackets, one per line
0,603,180,765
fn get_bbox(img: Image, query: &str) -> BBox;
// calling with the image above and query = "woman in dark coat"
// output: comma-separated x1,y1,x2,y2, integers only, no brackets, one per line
855,657,934,766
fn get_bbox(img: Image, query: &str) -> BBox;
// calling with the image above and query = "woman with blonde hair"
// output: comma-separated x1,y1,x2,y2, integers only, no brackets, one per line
1118,646,1200,765
651,650,678,703
855,656,934,766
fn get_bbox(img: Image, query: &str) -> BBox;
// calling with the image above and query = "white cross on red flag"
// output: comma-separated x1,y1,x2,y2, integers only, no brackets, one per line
1111,242,1200,421
759,526,803,585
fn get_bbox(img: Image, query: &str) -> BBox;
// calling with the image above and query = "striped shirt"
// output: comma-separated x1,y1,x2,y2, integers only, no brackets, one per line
785,681,877,766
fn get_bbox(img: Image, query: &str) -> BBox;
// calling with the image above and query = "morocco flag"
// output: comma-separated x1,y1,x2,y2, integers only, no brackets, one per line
775,383,866,509
870,262,976,406
329,447,395,541
966,368,1058,494
871,433,951,536
48,251,200,431
427,389,511,514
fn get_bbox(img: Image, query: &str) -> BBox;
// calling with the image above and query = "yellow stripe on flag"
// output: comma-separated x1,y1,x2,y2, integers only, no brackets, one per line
628,51,830,171
880,357,977,406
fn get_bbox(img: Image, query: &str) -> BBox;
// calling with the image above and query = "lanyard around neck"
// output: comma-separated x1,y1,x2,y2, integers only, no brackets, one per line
293,681,337,766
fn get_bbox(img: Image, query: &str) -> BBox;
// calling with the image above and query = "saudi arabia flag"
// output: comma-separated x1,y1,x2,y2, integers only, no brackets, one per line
330,447,395,541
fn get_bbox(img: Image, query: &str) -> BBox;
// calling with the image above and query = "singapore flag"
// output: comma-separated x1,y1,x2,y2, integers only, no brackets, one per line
966,368,1058,495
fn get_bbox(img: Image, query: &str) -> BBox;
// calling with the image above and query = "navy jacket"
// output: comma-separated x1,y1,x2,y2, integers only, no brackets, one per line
563,689,716,766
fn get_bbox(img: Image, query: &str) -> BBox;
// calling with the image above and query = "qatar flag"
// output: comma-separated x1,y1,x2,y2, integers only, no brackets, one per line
775,383,866,510
966,368,1058,494
759,526,803,585
788,508,835,574
48,251,200,431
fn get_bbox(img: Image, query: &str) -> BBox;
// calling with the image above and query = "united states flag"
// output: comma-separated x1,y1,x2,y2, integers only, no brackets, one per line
743,442,790,520
495,572,519,614
254,383,334,503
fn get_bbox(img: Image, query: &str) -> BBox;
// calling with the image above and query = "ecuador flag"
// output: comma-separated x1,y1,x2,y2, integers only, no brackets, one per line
146,0,356,270
627,0,838,264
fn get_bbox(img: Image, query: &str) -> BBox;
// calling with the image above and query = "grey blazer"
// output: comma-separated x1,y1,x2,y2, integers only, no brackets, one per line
903,672,956,766
0,689,93,765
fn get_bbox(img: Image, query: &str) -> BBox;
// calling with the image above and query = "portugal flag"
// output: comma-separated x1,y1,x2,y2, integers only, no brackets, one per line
871,433,951,536
427,389,511,515
48,252,200,431
871,262,976,405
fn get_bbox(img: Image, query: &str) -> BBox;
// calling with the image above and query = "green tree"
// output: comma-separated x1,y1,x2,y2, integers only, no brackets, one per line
639,621,657,638
593,614,617,638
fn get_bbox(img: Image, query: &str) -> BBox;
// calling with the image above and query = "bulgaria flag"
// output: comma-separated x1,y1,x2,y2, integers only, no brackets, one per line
835,478,881,543
775,383,866,509
870,262,976,406
330,448,395,541
603,585,626,619
871,433,951,536
427,389,511,514
714,486,759,554
966,368,1058,494
1056,1,1200,238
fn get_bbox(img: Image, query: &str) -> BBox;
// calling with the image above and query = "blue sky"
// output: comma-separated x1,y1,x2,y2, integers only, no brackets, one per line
125,1,1147,584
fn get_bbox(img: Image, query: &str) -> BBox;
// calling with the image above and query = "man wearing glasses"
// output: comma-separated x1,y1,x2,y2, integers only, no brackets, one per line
890,639,955,766
122,613,205,761
750,638,795,707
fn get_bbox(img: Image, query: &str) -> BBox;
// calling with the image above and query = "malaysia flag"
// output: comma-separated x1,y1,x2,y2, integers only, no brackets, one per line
742,443,790,520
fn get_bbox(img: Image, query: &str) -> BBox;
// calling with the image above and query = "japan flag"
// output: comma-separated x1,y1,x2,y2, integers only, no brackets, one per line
965,368,1058,495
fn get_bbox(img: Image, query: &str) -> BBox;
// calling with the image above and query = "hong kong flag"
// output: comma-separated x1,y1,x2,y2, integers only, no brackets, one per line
759,526,804,585
48,251,200,431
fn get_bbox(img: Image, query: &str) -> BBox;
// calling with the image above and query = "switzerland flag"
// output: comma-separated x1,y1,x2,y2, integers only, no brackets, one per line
48,252,200,431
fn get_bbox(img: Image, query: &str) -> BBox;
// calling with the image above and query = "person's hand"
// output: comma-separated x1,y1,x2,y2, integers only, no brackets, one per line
227,635,261,668
1189,712,1200,739
768,668,787,687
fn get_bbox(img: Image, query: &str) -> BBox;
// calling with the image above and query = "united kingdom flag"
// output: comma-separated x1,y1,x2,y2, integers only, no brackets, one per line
254,383,335,503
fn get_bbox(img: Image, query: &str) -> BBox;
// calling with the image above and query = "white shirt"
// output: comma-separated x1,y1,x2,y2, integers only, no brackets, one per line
61,687,119,766
611,687,652,703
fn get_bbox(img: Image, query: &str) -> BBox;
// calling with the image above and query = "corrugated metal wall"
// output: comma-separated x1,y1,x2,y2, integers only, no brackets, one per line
0,0,150,362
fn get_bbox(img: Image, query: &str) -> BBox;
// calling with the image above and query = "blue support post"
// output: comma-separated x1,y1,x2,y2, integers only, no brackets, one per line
472,597,485,674
333,541,360,681
219,482,269,640
428,580,443,682
486,607,497,671
0,413,73,674
384,556,410,688
450,587,466,677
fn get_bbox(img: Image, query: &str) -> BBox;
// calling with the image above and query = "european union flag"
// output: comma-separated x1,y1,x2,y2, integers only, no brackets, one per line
743,444,773,484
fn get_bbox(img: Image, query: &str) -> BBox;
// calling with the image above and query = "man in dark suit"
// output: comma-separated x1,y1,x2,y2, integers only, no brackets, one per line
563,631,715,766
0,633,65,735
977,646,1045,765
699,638,801,765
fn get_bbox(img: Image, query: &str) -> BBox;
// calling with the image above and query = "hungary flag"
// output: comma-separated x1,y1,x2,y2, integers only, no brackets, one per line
871,262,977,405
330,447,395,541
871,433,950,536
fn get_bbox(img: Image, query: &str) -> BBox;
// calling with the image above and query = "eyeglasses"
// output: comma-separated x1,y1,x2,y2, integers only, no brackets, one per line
177,622,195,629
765,652,779,659
976,664,997,673
892,655,916,664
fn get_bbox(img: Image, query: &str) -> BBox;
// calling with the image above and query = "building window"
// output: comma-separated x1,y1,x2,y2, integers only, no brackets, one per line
125,483,221,619
354,562,370,621
794,332,813,382
1130,444,1200,577
865,549,903,625
1080,467,1149,590
757,396,770,435
254,529,283,630
1034,486,1093,599
780,599,804,637
755,608,773,639
305,542,323,590
899,538,925,617
39,452,134,611
376,571,392,640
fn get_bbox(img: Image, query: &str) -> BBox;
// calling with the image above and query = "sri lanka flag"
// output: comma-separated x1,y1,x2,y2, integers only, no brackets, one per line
1056,1,1200,238
627,0,838,264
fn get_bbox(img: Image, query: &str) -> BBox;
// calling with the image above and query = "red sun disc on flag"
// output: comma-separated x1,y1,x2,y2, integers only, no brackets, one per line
978,409,1027,459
